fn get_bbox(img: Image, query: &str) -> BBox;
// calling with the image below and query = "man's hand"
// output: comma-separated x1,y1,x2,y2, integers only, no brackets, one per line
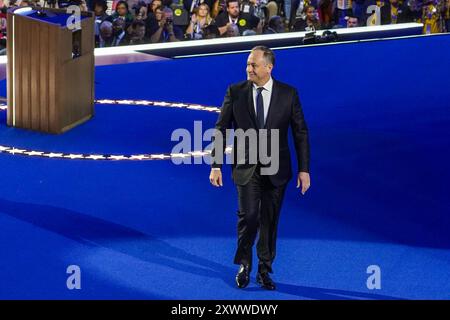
297,172,311,195
209,169,223,187
256,19,265,34
218,23,230,36
159,18,166,28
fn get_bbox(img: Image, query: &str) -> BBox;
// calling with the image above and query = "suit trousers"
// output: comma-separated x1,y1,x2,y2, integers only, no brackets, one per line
233,166,287,274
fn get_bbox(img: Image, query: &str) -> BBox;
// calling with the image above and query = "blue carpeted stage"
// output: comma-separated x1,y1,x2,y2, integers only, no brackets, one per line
0,34,449,300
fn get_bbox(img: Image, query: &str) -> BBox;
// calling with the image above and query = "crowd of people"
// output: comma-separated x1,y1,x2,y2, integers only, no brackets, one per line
92,0,450,46
0,0,449,49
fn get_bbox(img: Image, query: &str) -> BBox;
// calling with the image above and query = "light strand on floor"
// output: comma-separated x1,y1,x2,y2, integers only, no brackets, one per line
0,99,227,161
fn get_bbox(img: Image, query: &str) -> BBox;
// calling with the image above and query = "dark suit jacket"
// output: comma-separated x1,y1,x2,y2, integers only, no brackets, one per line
381,3,413,25
213,12,260,35
211,79,310,187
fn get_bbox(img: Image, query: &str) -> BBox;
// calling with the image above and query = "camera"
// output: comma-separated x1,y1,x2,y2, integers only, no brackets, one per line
302,30,338,45
165,18,173,26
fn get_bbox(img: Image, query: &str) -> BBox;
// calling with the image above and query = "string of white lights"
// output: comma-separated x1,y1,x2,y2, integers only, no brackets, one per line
0,99,227,161
95,99,221,113
0,99,221,113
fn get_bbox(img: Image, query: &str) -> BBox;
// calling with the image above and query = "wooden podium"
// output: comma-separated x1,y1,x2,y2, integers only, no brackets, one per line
6,7,95,134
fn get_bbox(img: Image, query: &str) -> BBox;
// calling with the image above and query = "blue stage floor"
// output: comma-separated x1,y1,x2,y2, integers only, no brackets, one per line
0,34,449,299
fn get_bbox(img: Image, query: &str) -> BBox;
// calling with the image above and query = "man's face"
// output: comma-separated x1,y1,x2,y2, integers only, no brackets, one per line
132,25,146,40
246,50,272,84
226,24,239,37
94,4,104,16
274,18,284,33
390,0,399,5
117,4,127,16
227,1,240,18
100,26,113,39
347,17,358,28
306,8,315,20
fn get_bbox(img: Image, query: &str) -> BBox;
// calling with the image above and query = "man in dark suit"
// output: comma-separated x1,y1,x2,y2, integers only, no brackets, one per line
213,0,260,36
209,46,311,290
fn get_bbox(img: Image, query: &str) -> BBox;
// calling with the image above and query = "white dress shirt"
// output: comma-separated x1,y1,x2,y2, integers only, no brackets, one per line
211,77,274,171
252,77,273,126
229,16,238,25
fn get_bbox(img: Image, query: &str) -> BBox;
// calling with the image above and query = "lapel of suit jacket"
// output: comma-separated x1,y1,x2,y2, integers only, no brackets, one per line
264,79,278,129
246,80,258,128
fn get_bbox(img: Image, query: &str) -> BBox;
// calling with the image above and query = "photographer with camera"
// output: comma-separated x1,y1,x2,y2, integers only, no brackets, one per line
150,6,183,42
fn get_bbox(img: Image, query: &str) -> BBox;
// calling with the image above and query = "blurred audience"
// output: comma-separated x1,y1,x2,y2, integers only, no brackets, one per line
0,0,448,52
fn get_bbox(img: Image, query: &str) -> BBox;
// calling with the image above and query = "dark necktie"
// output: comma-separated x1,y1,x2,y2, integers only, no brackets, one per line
256,87,265,129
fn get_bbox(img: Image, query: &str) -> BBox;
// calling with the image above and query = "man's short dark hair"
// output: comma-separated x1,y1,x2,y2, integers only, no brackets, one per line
115,0,129,11
268,15,282,30
251,46,275,66
226,0,239,7
94,0,108,12
346,14,359,22
131,20,146,29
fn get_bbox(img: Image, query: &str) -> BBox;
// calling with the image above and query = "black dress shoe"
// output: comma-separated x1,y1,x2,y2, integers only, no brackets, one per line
235,264,250,288
256,272,276,290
